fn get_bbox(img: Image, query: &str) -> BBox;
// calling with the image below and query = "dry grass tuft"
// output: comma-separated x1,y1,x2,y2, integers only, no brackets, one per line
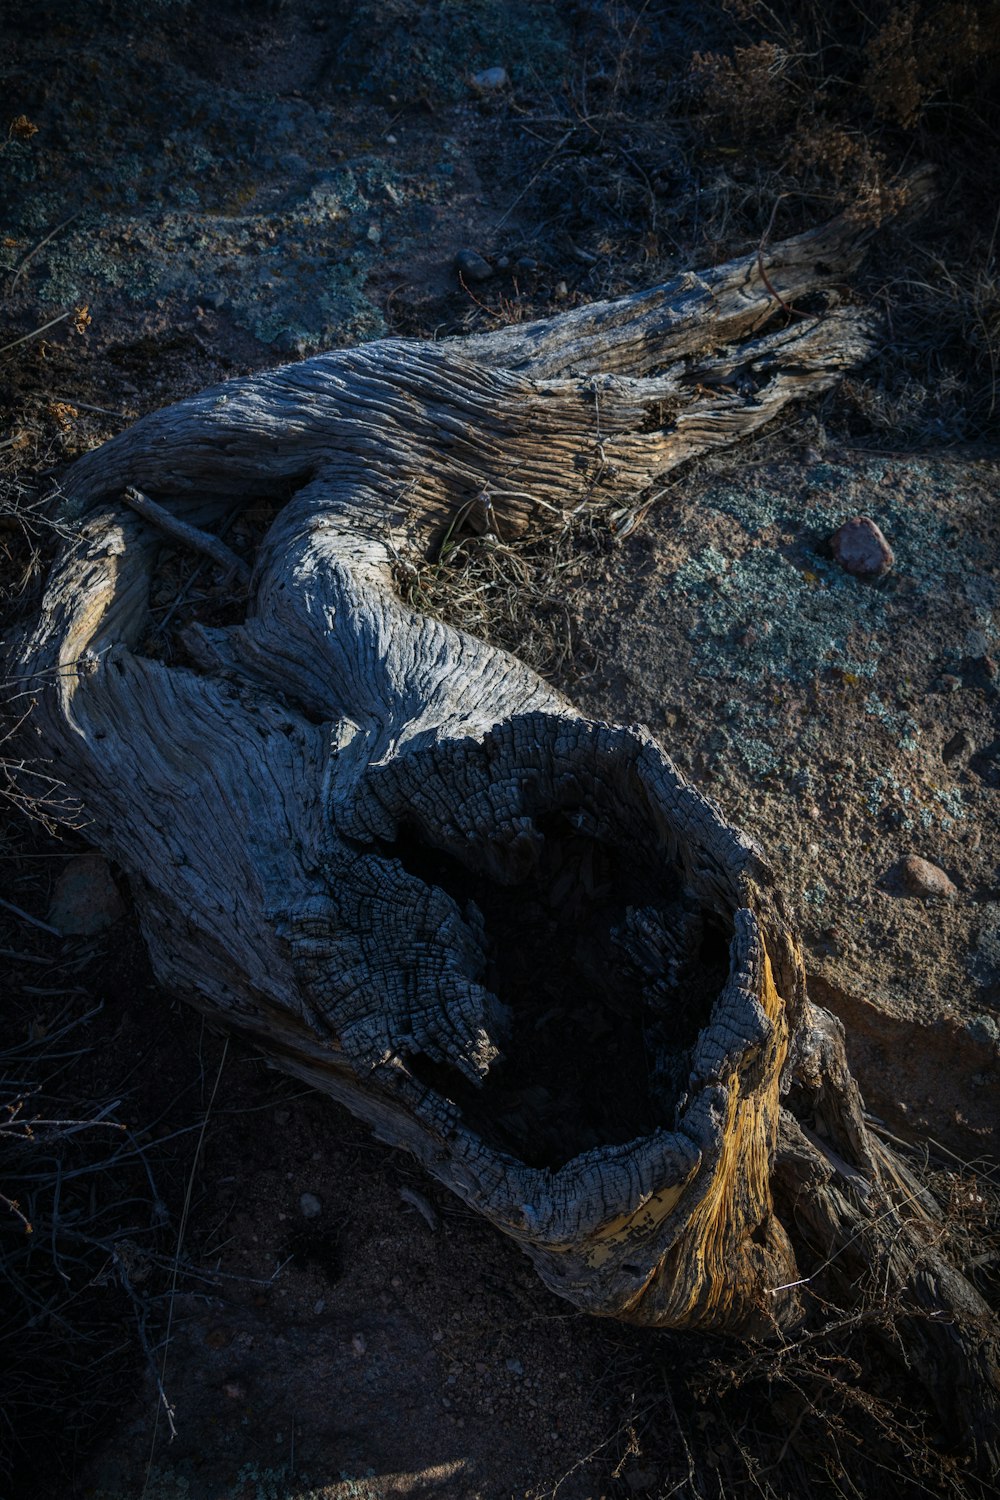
863,1,992,127
690,39,803,133
392,506,614,680
0,1006,161,1491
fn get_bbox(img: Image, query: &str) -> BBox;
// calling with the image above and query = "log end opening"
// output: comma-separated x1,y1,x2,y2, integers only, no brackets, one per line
385,806,732,1172
339,718,778,1198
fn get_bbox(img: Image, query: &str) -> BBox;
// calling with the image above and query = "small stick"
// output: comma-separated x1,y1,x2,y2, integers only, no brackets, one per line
494,128,573,231
757,195,808,322
0,894,63,937
153,507,242,635
52,396,130,422
0,309,74,357
458,272,506,323
0,947,51,965
8,211,83,295
121,487,251,586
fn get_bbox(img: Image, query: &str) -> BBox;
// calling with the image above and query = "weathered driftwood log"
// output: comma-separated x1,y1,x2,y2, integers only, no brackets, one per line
13,182,999,1468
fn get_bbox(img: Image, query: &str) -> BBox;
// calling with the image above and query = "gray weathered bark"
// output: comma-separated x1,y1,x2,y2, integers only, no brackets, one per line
12,180,999,1468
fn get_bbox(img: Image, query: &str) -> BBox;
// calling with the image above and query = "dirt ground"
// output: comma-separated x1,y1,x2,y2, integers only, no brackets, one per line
1,2,998,1498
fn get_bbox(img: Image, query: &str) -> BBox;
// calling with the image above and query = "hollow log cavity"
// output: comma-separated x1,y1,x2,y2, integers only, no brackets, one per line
12,177,999,1469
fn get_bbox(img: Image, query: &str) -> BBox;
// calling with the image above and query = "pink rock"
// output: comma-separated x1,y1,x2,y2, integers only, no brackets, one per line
832,516,894,577
900,855,956,899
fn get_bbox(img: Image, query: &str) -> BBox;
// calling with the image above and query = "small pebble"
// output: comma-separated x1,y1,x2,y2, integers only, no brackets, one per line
351,1331,367,1357
831,516,894,578
470,66,509,91
515,255,539,272
314,1298,326,1315
299,1191,322,1218
454,248,493,282
899,854,957,899
505,1358,524,1376
554,279,568,298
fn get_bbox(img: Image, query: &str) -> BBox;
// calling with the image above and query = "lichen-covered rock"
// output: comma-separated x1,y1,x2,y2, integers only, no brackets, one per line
48,853,126,935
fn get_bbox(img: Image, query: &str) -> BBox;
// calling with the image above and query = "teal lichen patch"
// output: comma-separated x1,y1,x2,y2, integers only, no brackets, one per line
703,457,990,596
672,545,730,592
932,786,967,826
699,478,789,534
15,155,442,349
666,545,890,688
662,456,997,705
737,734,781,778
863,693,920,753
699,708,782,783
864,770,966,832
0,37,441,352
